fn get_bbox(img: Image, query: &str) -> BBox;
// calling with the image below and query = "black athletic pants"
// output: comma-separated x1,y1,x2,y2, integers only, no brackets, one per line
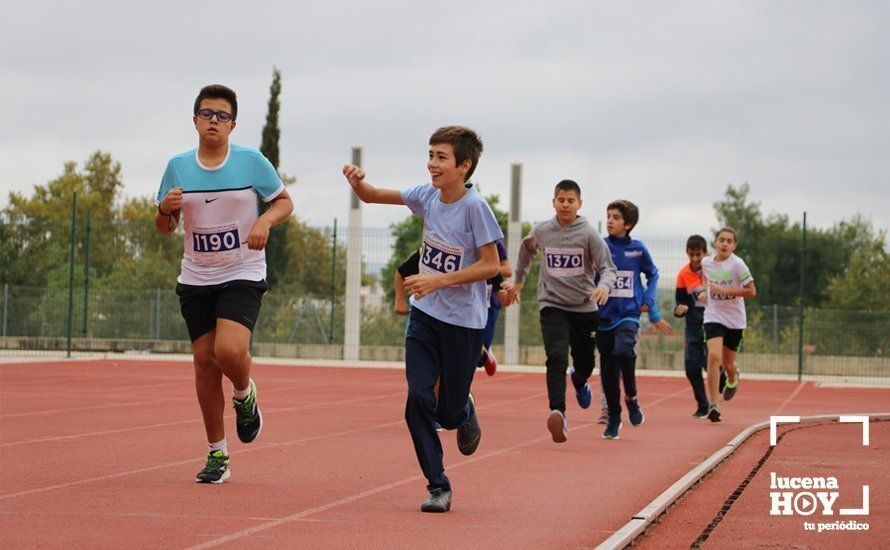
539,307,599,413
598,320,640,416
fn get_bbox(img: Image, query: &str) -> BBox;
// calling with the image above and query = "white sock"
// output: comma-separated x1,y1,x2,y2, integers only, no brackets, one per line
233,381,251,400
208,438,228,455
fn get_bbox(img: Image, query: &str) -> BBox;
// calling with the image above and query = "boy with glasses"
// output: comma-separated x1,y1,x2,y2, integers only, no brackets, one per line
155,84,293,483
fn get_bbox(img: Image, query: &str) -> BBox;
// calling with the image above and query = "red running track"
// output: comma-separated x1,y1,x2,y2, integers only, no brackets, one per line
637,420,888,549
1,359,888,549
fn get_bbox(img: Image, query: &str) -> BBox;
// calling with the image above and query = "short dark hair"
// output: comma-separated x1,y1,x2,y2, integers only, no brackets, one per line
194,84,238,120
686,235,707,251
554,179,581,198
429,126,483,181
607,200,640,234
715,226,738,242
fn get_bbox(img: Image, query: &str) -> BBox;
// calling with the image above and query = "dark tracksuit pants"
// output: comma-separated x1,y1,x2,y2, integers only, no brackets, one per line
539,307,599,413
405,307,483,492
685,319,709,408
597,320,640,416
683,308,725,408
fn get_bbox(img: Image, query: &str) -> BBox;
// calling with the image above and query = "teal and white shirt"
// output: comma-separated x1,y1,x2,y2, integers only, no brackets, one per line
157,144,284,285
702,253,753,329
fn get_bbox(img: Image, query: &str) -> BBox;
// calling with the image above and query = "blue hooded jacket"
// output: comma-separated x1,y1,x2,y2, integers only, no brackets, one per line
596,235,662,330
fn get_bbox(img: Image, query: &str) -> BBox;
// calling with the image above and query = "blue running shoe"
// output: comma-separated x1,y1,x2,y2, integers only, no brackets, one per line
625,398,644,426
603,414,622,439
568,367,592,409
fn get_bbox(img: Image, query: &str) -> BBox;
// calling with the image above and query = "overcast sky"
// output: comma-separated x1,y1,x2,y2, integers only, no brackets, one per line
2,1,888,240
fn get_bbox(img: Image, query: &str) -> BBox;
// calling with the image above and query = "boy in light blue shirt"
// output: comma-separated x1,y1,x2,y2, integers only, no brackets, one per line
342,126,503,513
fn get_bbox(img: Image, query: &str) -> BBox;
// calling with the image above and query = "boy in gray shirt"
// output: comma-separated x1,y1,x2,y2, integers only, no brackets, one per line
503,180,616,443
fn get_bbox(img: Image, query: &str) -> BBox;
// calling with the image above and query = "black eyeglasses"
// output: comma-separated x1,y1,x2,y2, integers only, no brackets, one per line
195,108,234,122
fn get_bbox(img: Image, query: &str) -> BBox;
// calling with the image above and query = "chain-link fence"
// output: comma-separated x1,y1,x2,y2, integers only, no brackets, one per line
2,213,887,381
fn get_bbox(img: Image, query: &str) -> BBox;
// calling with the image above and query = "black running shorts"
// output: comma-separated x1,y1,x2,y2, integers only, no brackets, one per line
176,279,268,342
704,322,744,351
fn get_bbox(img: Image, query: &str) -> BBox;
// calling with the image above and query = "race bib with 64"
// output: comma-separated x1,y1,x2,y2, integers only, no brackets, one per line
610,270,634,298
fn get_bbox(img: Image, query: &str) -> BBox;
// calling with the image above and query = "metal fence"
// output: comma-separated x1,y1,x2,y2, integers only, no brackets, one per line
1,213,887,381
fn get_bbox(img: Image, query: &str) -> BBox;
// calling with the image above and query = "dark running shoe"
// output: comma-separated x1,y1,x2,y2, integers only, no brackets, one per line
719,369,727,394
457,393,482,455
693,405,709,418
707,403,722,422
626,398,645,426
723,372,739,401
420,488,452,513
547,409,568,443
569,367,592,409
195,450,230,484
603,414,622,440
233,379,262,443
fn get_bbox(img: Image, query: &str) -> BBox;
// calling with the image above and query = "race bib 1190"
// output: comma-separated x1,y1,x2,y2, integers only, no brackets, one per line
189,222,243,267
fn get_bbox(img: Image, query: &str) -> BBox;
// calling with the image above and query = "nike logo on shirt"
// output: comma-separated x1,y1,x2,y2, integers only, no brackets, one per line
204,197,219,203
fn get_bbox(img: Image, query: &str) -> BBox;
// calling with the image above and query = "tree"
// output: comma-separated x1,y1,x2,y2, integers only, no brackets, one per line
258,67,294,289
1,152,124,288
260,67,282,169
712,184,873,307
822,229,890,311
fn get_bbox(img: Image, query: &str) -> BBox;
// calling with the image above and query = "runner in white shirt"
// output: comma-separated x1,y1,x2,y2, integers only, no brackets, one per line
155,85,293,483
699,227,757,422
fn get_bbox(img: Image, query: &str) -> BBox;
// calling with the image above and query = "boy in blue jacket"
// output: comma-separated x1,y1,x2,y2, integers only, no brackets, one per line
597,200,670,439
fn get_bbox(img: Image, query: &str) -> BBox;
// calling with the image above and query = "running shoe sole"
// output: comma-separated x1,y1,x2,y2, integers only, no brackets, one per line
195,466,231,484
547,410,568,443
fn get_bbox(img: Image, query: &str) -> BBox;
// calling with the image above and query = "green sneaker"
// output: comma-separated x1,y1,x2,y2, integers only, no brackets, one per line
723,373,739,401
195,450,230,484
233,379,263,443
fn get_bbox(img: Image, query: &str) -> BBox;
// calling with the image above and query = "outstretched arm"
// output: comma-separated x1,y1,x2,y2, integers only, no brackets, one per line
589,232,617,305
502,231,538,306
342,164,405,205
